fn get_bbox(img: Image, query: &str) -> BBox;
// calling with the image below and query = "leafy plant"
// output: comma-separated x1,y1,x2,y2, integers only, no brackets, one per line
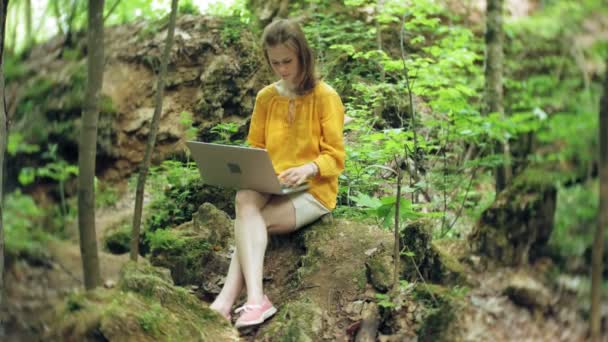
351,193,423,229
19,144,78,223
7,132,39,156
209,121,241,145
4,190,51,261
550,180,599,259
375,293,396,309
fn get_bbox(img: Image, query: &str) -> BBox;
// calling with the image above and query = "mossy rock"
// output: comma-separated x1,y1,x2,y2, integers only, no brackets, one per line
469,167,557,265
196,23,270,121
145,179,236,233
256,300,324,342
46,262,237,341
147,226,216,286
192,202,233,248
400,219,434,280
414,283,465,342
297,218,336,279
148,202,233,287
365,245,393,293
104,222,132,254
15,61,118,161
400,220,469,286
430,239,470,285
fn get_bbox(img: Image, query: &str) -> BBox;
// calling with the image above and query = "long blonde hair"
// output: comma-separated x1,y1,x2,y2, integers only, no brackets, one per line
261,19,317,95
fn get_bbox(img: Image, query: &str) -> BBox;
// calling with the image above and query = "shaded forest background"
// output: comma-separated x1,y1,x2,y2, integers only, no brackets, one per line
1,0,608,341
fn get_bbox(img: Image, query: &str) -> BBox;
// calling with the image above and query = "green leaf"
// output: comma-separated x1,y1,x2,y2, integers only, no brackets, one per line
351,193,383,209
18,168,36,186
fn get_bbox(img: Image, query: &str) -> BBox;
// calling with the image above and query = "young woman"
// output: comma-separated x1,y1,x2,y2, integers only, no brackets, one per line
210,18,345,329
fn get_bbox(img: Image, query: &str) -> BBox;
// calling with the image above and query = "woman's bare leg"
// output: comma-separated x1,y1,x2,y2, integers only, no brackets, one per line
234,190,271,305
211,191,297,315
210,248,244,317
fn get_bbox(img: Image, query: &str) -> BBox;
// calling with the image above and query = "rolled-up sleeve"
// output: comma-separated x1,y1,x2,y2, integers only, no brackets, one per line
313,93,345,177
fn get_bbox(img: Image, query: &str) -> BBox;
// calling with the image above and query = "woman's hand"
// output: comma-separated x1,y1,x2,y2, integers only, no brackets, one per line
278,163,318,187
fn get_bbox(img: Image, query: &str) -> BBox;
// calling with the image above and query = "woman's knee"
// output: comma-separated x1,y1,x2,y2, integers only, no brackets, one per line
235,190,267,216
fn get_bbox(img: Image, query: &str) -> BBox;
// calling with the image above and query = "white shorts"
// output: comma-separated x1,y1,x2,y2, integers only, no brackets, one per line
287,191,330,229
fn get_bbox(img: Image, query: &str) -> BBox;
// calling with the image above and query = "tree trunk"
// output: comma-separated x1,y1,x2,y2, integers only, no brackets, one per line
591,61,608,342
25,0,32,47
393,167,402,290
103,0,121,22
484,0,510,194
373,0,384,122
65,0,80,47
78,0,104,290
0,1,9,338
7,0,15,54
51,0,65,36
130,0,179,261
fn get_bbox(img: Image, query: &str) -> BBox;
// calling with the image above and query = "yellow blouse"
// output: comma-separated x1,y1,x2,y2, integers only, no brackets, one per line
247,81,345,209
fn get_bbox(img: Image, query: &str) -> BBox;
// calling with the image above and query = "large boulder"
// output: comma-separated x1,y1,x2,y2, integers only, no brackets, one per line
148,202,233,298
45,261,238,341
257,219,393,340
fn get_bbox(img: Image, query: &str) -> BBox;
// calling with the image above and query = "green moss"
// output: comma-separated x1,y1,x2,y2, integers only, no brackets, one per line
100,94,117,114
297,224,334,279
430,239,469,285
356,267,368,291
104,224,131,254
48,262,237,340
257,300,323,342
137,303,166,335
366,251,392,292
54,289,116,339
414,284,462,341
146,229,213,285
65,291,89,312
145,177,236,234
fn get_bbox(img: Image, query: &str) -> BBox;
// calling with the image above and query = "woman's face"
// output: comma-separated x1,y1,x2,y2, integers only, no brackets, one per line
267,43,300,87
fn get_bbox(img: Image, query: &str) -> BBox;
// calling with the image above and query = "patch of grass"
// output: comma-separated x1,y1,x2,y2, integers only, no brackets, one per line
138,303,166,335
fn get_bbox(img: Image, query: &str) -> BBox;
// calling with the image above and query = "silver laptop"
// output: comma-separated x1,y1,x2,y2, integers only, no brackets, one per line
186,141,309,195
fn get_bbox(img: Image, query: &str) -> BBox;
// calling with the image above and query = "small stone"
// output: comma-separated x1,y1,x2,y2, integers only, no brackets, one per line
364,247,378,256
346,300,364,315
503,272,554,312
